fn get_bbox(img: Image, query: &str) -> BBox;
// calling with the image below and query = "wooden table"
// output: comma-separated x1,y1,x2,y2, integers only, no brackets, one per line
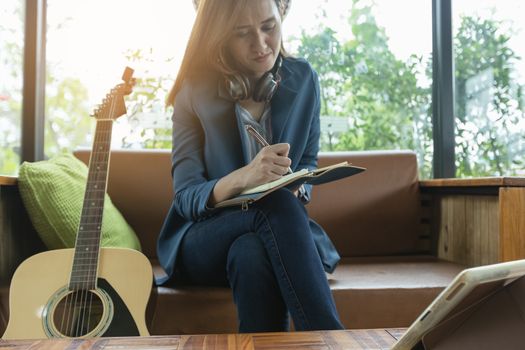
0,329,405,349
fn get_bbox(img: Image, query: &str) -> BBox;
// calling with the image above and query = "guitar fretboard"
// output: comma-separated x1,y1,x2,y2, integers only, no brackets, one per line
69,120,113,290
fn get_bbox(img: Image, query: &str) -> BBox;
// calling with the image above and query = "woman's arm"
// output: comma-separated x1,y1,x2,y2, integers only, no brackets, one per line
170,81,219,221
294,68,322,203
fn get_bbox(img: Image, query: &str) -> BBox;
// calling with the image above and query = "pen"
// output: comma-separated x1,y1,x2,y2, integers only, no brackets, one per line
245,124,306,198
245,125,293,175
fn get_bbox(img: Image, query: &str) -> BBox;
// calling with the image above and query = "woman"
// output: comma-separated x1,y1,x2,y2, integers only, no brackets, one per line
157,0,344,332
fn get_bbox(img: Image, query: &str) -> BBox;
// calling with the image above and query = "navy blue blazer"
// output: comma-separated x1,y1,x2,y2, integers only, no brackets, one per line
156,57,340,285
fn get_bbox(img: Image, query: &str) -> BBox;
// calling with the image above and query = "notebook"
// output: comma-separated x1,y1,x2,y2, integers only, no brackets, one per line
214,161,365,209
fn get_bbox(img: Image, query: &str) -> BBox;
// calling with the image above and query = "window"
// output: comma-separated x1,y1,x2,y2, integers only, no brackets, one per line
0,0,24,175
9,1,525,180
45,0,196,156
285,0,433,177
43,0,434,176
453,0,525,177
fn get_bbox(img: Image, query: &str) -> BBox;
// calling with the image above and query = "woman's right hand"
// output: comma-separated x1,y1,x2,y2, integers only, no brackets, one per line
242,143,292,189
208,143,292,206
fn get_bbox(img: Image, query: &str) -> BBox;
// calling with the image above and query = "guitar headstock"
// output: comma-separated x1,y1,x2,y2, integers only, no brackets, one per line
92,67,136,121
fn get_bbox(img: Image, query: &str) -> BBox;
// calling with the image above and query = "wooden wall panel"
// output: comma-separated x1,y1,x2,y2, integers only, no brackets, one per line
467,196,499,265
436,195,499,266
499,187,525,262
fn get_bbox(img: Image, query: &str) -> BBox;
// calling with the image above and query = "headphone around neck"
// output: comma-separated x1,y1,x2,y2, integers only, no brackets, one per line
225,55,283,102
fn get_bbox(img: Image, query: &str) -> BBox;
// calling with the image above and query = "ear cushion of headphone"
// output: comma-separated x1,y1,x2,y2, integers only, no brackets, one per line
227,74,251,101
252,72,278,102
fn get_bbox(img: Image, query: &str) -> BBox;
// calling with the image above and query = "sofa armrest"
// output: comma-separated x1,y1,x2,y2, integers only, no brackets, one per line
0,176,46,336
420,177,525,266
0,177,45,287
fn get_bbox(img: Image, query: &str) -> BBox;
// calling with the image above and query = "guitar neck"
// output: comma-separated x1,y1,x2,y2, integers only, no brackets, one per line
69,119,113,290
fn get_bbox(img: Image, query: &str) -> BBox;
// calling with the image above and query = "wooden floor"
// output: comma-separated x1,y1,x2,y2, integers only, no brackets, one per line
0,329,405,349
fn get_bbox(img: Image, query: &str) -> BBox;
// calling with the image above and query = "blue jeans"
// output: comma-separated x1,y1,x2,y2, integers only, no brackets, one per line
177,189,344,333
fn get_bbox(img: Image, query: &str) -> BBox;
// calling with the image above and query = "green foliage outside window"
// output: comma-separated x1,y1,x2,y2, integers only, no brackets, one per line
295,1,432,177
121,48,173,150
296,0,524,178
44,76,92,155
454,15,525,177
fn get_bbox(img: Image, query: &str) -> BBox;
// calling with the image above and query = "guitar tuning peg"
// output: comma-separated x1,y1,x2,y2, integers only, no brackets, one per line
122,66,134,83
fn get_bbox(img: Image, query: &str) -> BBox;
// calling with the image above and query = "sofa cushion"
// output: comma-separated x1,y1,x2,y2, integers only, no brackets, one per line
329,256,464,328
18,154,141,251
148,256,464,334
308,151,422,256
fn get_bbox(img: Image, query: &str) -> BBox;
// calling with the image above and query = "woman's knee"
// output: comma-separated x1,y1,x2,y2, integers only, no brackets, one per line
226,233,271,278
256,188,307,218
261,188,298,204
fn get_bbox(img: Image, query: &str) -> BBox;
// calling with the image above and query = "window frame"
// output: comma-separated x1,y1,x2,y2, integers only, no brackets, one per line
432,0,455,178
21,0,46,162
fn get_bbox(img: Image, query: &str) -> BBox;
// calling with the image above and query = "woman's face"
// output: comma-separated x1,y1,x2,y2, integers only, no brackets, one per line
227,0,282,79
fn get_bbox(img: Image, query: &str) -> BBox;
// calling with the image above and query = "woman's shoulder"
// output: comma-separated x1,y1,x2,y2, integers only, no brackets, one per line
176,71,220,106
180,71,219,95
280,56,319,94
282,56,316,77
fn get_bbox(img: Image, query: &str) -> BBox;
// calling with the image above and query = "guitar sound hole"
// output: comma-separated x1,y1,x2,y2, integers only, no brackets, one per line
52,290,105,337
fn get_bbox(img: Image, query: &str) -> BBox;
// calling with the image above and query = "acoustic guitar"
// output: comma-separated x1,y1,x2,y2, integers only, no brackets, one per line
2,67,153,339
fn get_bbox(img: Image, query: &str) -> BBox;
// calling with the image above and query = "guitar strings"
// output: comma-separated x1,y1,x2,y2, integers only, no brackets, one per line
64,191,92,336
55,84,123,337
79,114,102,336
66,184,91,336
77,117,102,337
80,94,112,336
89,99,115,336
83,88,119,336
64,167,92,336
81,115,105,336
78,121,98,337
76,116,101,337
61,288,72,336
66,118,97,337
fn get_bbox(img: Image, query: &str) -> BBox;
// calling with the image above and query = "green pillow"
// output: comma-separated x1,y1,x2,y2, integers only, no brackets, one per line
18,153,141,251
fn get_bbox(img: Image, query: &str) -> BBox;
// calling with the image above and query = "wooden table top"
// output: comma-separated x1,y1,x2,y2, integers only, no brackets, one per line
419,176,525,187
0,329,406,349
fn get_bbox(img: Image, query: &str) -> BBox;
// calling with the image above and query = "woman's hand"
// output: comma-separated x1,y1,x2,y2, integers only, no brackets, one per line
208,143,291,206
243,143,292,188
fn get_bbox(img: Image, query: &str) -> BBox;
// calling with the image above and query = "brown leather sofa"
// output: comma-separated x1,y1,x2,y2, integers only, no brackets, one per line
0,149,465,335
77,149,464,334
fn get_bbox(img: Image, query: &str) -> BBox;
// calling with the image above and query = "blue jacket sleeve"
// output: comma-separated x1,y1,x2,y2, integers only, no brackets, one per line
170,81,218,221
296,68,321,204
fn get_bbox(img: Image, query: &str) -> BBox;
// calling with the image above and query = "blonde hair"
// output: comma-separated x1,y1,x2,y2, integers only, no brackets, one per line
166,0,287,107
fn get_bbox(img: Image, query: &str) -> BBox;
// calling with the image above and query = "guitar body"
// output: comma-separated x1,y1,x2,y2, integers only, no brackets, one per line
2,247,152,339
